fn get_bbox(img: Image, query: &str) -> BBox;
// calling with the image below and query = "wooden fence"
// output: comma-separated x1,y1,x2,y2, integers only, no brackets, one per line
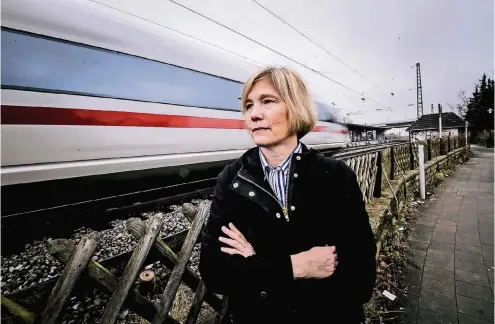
2,203,228,324
343,136,468,203
1,137,469,324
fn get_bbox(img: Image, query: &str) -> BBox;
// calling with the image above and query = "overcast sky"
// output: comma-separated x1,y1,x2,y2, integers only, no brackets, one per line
100,0,494,124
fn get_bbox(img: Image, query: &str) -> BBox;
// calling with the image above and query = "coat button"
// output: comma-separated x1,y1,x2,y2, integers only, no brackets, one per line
233,183,239,188
249,191,255,197
293,173,298,178
296,156,301,161
275,213,281,218
260,291,267,298
290,206,295,211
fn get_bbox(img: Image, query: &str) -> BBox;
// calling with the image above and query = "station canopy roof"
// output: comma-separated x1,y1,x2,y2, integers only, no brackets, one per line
345,123,389,131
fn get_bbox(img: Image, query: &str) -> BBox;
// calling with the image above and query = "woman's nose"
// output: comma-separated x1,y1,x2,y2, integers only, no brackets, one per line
250,104,263,121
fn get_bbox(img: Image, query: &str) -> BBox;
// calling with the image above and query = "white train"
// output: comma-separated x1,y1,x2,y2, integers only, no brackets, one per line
1,0,349,214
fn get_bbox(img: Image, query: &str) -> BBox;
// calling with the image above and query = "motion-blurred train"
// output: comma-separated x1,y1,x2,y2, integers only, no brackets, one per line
1,0,350,216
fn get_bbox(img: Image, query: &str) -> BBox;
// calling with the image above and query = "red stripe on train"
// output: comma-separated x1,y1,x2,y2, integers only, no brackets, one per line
1,105,245,129
0,105,347,133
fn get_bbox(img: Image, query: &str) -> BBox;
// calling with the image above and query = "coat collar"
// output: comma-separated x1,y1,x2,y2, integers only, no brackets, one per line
239,142,317,185
230,142,324,218
258,142,302,180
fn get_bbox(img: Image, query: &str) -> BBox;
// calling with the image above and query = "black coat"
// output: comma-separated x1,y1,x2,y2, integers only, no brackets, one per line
199,143,377,324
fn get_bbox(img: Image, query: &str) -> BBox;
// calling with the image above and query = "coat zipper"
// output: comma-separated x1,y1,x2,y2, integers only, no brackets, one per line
237,172,290,222
283,158,292,221
238,155,294,222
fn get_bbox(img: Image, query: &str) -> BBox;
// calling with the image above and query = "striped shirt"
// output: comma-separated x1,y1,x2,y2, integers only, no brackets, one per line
259,142,302,206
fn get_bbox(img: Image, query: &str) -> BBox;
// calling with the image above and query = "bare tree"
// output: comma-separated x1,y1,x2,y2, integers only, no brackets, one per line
458,90,470,105
448,90,469,117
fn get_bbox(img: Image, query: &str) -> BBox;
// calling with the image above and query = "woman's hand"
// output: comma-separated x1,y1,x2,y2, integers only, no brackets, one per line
219,222,256,258
290,246,338,279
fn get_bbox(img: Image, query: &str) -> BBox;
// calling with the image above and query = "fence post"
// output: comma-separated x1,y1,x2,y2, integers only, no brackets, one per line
373,151,382,198
418,144,426,200
447,133,451,152
390,146,395,180
438,103,443,138
409,142,414,170
465,121,469,157
1,296,36,324
152,202,210,324
101,216,164,324
440,136,446,156
42,232,100,324
427,139,432,161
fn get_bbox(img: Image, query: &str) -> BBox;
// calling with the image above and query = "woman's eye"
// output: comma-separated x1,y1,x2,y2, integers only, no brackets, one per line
263,99,275,104
245,103,253,110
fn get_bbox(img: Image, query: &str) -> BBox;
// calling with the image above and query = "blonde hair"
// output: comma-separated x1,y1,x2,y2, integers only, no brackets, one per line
240,66,317,139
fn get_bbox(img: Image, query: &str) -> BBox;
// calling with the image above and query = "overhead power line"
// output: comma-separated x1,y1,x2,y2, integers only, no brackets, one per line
168,0,389,109
251,0,383,90
366,88,413,99
90,0,265,67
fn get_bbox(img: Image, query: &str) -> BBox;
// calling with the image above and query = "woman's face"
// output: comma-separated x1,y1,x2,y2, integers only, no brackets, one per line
243,78,291,147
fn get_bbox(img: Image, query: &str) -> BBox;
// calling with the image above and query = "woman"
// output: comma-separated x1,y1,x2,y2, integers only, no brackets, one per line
199,67,376,323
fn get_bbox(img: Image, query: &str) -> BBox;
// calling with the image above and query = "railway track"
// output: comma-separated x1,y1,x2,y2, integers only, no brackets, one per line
1,141,407,257
1,178,216,257
1,142,402,251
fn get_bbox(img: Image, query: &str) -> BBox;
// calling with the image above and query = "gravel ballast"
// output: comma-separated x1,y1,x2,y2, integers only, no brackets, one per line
1,199,214,323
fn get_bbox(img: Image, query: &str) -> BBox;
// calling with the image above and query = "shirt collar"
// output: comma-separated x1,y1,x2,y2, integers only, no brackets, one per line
259,142,302,178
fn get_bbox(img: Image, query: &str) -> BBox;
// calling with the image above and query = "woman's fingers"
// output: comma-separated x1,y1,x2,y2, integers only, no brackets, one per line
225,223,248,245
228,223,247,240
332,254,339,272
221,225,244,243
321,248,338,277
219,236,244,250
219,224,255,258
221,247,243,256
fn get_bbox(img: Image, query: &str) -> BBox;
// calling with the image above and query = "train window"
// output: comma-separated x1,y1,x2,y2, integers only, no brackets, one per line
1,28,243,111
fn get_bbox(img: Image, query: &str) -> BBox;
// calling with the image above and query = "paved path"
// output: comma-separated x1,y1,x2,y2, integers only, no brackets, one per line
403,145,494,324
